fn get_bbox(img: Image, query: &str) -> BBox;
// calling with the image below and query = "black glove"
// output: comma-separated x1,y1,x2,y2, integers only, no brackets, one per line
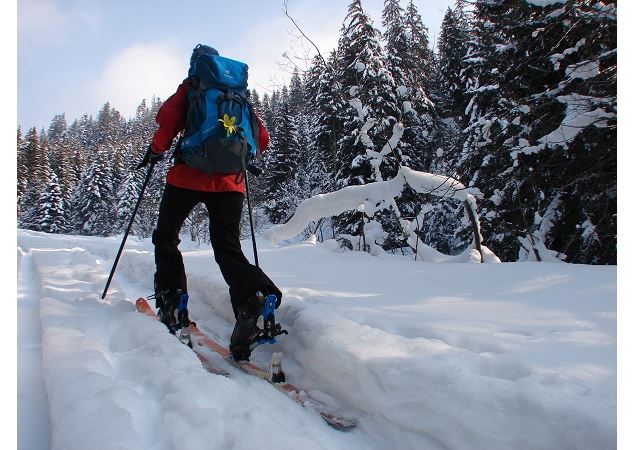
136,144,164,169
247,162,263,177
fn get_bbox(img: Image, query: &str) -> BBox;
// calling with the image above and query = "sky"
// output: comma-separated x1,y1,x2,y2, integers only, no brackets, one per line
17,0,454,132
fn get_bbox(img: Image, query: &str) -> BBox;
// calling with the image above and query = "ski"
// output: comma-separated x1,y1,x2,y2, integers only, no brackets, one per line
135,297,230,377
136,298,358,430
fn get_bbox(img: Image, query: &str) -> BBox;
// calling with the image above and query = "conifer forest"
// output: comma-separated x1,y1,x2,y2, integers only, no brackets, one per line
17,0,617,264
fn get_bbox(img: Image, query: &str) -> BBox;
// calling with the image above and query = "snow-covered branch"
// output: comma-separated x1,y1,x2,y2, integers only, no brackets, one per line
263,166,493,262
510,94,615,159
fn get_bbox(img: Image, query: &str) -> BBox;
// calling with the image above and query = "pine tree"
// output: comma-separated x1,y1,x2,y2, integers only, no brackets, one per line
34,129,53,191
18,127,52,229
134,157,169,239
288,68,305,116
381,0,445,252
35,172,67,234
47,114,68,142
434,1,471,119
382,0,409,88
262,87,302,223
334,0,401,246
96,102,124,146
261,91,279,138
456,0,616,263
71,153,115,236
506,0,616,264
382,0,425,166
250,90,262,114
403,0,434,95
288,69,314,205
76,113,97,152
115,171,142,234
46,114,68,175
304,52,344,193
17,127,28,202
45,114,78,232
133,98,167,238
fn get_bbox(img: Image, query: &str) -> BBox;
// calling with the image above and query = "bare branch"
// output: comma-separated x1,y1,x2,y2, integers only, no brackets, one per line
282,0,329,68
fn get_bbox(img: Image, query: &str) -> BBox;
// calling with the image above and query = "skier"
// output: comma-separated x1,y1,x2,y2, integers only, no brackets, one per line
139,44,282,361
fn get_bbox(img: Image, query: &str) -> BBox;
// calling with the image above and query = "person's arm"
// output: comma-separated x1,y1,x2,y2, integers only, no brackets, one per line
256,116,269,156
151,79,191,153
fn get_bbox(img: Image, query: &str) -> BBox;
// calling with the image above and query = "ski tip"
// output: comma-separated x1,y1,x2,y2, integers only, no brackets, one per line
135,297,154,315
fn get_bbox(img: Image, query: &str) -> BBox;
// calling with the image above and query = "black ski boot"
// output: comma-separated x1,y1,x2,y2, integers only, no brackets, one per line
155,288,189,335
230,291,265,361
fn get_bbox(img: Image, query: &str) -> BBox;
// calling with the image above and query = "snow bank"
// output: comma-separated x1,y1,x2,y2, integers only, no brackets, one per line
18,230,616,449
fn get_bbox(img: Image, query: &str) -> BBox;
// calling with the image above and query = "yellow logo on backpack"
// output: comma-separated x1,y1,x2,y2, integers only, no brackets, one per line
219,114,237,136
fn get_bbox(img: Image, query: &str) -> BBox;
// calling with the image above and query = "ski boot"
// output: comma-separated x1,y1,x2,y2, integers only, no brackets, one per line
153,288,191,346
230,291,288,362
229,291,265,361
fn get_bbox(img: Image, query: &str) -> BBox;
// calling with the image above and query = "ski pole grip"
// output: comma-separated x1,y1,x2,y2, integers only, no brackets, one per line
247,162,263,177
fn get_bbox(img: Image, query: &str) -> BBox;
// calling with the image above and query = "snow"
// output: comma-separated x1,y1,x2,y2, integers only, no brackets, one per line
358,118,375,149
545,6,567,19
17,247,51,450
511,94,615,158
550,39,586,70
396,86,408,98
348,98,367,121
582,3,616,21
354,62,366,73
566,60,600,80
524,0,566,6
16,228,617,449
518,233,566,262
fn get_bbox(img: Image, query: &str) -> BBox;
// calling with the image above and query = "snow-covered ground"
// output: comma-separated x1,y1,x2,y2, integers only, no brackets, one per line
17,229,617,449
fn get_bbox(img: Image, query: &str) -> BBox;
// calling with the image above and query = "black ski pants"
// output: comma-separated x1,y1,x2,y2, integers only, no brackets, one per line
152,183,281,318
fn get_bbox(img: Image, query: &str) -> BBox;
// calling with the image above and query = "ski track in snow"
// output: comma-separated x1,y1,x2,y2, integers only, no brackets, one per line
17,230,617,450
17,246,51,450
17,232,366,450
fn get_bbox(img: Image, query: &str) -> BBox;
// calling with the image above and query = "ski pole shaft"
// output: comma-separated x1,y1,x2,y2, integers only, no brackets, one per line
244,169,259,268
101,162,155,299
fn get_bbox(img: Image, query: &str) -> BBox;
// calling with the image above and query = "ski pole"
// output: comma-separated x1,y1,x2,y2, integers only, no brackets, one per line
101,161,155,299
244,166,259,268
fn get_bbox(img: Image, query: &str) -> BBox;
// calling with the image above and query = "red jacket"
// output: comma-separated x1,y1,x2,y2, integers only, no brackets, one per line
151,78,269,193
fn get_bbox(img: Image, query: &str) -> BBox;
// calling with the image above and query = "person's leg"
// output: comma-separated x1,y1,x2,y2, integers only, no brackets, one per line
204,191,282,360
204,191,281,316
153,184,199,318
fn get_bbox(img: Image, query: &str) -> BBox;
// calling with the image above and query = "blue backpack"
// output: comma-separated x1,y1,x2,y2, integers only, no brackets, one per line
179,45,259,175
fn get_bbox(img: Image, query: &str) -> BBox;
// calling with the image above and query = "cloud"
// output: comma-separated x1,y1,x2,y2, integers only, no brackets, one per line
232,4,345,93
18,0,101,45
231,0,386,93
89,43,186,119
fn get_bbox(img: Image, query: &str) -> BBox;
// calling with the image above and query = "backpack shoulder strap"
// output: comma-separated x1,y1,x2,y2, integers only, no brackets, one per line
184,77,207,131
